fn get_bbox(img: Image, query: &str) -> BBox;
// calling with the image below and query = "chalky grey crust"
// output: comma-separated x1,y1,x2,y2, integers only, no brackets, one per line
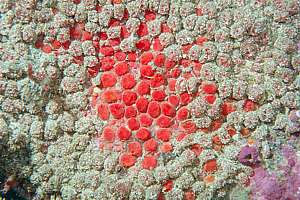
0,0,299,199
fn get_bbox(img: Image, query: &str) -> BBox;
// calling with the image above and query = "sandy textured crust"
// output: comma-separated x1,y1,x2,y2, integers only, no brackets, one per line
0,0,299,199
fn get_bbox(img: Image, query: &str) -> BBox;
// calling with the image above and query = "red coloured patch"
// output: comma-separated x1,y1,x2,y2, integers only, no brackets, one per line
37,8,241,173
203,159,217,172
101,73,117,88
144,138,158,152
137,22,148,37
181,121,197,134
109,18,121,27
119,153,136,167
128,52,137,61
170,68,181,78
156,128,171,142
153,53,165,67
227,127,237,137
168,79,177,92
204,95,216,104
73,0,81,5
100,46,114,56
74,56,84,65
109,103,125,119
82,31,93,41
114,51,126,61
177,107,189,121
101,89,121,103
160,142,173,153
117,126,131,141
102,127,115,142
101,57,115,71
145,10,156,21
109,38,121,46
142,156,157,170
51,40,61,49
70,23,83,40
139,114,153,127
115,62,129,76
211,119,223,131
137,81,151,95
150,74,166,88
184,191,195,200
140,52,153,64
128,141,142,156
140,65,155,77
153,38,163,51
192,61,202,76
202,83,217,94
148,101,161,118
125,106,138,118
156,115,173,128
152,90,166,101
41,44,52,54
97,103,110,120
165,59,176,70
163,180,173,192
136,39,151,51
120,25,130,38
121,73,136,89
221,102,236,116
176,133,187,141
99,32,108,40
243,100,258,112
161,23,171,33
161,102,176,117
127,118,140,131
168,95,180,107
212,135,222,145
122,91,137,106
136,97,149,113
180,92,191,105
196,36,207,45
195,7,203,16
190,144,203,156
136,128,151,141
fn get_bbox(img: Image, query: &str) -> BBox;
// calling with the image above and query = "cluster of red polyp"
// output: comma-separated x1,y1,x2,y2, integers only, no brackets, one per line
89,11,210,170
34,5,210,170
90,11,210,170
